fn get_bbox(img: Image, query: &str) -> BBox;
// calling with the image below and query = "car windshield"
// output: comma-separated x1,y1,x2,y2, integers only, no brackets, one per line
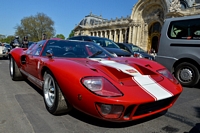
42,40,115,58
129,45,145,52
91,37,120,49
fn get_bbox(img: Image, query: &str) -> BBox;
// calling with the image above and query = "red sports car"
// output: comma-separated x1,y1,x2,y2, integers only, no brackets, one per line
9,38,182,122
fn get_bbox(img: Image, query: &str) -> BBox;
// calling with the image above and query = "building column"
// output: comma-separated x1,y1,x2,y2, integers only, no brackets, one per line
109,30,112,40
136,25,141,46
99,31,102,37
119,29,122,43
114,30,117,42
105,31,107,38
132,25,137,44
128,26,132,43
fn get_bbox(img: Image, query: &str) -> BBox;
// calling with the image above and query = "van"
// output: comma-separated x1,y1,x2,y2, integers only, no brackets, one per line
155,15,200,87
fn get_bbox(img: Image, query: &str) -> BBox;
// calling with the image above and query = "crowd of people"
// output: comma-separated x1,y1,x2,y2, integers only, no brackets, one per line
9,33,47,49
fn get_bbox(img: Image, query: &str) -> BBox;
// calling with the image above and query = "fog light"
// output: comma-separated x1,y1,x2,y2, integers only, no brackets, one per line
101,104,112,115
96,103,124,119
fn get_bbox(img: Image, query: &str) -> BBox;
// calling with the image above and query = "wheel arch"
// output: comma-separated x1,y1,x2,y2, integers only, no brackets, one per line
41,66,51,80
9,49,24,67
173,58,200,74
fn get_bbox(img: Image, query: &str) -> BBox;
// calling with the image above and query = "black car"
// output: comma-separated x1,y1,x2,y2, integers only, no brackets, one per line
68,36,132,57
116,43,154,60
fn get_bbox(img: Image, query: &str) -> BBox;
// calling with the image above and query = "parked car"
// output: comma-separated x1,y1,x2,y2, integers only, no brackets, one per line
0,43,9,59
155,15,200,87
4,43,12,52
116,43,154,60
68,36,132,57
9,38,182,122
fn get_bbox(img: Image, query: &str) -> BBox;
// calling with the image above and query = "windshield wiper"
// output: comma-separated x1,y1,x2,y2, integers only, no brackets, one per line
87,50,103,58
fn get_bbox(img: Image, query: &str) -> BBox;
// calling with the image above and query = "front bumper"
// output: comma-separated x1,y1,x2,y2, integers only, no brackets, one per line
0,53,9,58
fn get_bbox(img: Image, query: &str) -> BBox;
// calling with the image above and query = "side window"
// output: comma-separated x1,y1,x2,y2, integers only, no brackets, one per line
168,18,200,40
118,44,125,49
83,37,91,41
32,40,46,56
69,36,82,40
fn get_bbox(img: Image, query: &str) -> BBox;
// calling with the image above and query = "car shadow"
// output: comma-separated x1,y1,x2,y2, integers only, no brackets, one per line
67,108,167,128
184,123,200,133
184,107,200,133
25,79,43,96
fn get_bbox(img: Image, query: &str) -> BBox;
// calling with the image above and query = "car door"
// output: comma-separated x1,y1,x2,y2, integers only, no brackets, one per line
26,40,46,78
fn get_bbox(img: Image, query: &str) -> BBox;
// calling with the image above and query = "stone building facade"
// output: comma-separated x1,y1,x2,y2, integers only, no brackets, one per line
73,0,200,53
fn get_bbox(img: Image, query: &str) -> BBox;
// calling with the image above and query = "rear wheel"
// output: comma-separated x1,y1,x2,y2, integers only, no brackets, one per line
43,70,72,115
9,56,24,81
174,62,199,87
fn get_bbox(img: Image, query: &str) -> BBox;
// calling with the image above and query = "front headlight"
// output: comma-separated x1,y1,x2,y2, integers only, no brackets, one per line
157,68,179,84
134,52,143,58
2,49,8,54
82,77,123,97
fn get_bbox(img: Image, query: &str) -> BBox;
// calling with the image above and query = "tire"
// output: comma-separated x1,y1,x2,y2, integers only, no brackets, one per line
43,70,72,115
9,56,24,81
174,62,199,87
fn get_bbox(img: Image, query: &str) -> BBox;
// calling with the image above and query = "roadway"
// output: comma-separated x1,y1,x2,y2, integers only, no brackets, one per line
0,59,199,133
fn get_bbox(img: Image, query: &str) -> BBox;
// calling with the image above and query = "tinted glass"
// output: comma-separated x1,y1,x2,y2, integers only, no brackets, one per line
41,40,114,58
69,36,82,40
128,45,145,52
168,18,200,39
90,37,120,48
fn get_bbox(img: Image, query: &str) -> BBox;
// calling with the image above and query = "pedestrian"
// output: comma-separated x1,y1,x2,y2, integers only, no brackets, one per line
21,36,29,48
10,36,21,49
42,33,47,40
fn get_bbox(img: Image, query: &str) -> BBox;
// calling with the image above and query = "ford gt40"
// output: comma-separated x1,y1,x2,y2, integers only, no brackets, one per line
9,38,182,122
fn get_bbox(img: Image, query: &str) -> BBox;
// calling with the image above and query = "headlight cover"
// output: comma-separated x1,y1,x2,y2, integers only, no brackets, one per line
82,77,123,97
134,52,143,58
157,68,179,84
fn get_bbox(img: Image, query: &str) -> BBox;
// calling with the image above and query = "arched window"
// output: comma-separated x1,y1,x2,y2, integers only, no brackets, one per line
180,0,189,9
149,22,161,35
180,2,186,9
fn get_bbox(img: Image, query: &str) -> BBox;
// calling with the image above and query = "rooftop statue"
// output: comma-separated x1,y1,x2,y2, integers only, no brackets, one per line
169,0,181,12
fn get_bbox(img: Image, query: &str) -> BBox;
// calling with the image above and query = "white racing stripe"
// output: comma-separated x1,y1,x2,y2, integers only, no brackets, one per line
91,59,173,101
133,75,173,100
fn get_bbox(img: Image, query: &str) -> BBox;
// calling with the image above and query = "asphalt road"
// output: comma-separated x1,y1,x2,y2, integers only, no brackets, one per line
0,59,200,133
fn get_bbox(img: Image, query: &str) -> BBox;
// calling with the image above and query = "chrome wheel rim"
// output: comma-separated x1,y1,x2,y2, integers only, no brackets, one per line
44,74,56,107
10,58,13,76
179,68,193,82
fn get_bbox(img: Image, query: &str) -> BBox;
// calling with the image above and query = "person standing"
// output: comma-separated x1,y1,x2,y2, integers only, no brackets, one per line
21,36,29,48
42,33,47,40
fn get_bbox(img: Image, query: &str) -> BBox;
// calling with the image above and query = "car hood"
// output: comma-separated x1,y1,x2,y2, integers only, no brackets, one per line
66,58,163,86
50,57,175,101
103,47,131,56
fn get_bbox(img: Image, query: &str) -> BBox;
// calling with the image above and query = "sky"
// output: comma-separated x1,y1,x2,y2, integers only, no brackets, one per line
0,0,137,38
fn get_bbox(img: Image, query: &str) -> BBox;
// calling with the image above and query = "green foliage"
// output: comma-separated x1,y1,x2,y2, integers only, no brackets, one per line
68,30,75,39
0,35,15,43
15,13,55,42
55,34,65,39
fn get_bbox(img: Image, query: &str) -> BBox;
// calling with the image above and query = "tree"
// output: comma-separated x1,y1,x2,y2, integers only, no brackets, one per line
15,13,55,42
0,35,15,43
68,30,75,39
55,34,65,39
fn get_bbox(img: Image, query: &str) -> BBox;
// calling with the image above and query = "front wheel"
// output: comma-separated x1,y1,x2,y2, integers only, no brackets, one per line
174,62,199,87
9,56,24,81
43,70,72,115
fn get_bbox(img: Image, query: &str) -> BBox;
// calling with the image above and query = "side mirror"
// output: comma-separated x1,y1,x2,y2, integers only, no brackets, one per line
46,49,53,58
